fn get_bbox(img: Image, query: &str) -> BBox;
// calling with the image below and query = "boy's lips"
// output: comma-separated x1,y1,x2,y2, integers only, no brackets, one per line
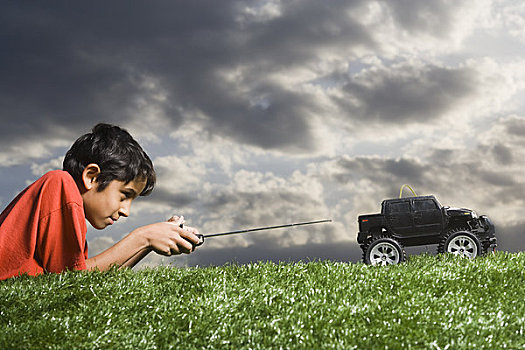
108,217,118,225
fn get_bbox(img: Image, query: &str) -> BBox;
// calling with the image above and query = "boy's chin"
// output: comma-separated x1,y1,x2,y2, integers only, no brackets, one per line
87,219,109,230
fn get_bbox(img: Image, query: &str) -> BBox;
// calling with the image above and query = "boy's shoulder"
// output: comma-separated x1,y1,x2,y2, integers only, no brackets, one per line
37,170,77,189
40,170,74,182
30,170,83,216
1,170,82,223
36,170,81,203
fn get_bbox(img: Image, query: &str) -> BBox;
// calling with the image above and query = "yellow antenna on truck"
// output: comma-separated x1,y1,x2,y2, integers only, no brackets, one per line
399,184,417,198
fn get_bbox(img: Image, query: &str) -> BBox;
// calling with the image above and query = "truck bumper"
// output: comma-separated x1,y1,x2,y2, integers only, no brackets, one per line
357,232,369,245
479,215,497,250
481,215,495,235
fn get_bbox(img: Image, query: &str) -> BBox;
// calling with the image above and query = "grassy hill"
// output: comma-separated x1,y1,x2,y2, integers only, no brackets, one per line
1,252,525,349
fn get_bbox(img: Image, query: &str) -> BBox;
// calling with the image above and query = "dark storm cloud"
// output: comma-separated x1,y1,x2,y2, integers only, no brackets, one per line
383,0,460,36
504,117,525,137
0,1,190,148
335,156,426,187
478,170,516,187
495,223,525,253
239,1,374,65
1,0,476,158
0,0,361,153
490,143,513,166
188,240,362,266
337,64,478,123
144,190,195,208
333,150,520,203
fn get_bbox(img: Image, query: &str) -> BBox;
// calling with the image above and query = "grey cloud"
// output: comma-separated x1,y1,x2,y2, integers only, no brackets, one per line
495,222,525,253
384,158,426,180
504,117,525,137
333,152,518,201
201,85,317,151
0,0,478,159
0,1,346,154
1,3,184,156
203,192,241,211
206,190,326,226
195,187,336,248
88,236,115,257
478,170,516,187
383,0,463,36
145,190,196,208
241,1,375,65
338,64,478,123
188,240,362,266
427,148,455,166
490,143,513,166
335,156,426,188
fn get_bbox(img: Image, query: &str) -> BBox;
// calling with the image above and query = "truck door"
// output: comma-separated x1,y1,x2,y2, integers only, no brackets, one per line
413,198,442,234
385,200,413,235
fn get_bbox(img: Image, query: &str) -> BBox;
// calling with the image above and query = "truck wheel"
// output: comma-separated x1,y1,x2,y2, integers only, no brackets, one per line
438,229,481,258
363,237,406,266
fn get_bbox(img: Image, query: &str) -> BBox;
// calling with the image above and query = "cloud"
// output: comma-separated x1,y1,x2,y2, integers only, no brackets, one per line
30,156,64,176
336,62,478,124
88,236,115,258
0,0,500,165
497,1,525,43
188,240,363,266
195,169,337,249
384,0,491,39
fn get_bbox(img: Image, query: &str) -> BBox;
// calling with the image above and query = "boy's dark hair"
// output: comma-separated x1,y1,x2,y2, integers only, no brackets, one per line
63,123,156,195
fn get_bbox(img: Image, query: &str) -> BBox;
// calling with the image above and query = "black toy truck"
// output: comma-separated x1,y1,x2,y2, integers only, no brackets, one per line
357,193,497,265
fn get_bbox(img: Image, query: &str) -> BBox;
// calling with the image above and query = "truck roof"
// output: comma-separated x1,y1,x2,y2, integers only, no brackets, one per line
380,195,442,210
381,195,437,204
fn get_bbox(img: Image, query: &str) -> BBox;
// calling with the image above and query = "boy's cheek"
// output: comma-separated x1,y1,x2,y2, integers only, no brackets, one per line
84,209,104,230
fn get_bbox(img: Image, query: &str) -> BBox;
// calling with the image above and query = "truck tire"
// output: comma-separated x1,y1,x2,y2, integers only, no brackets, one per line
363,237,406,266
438,229,482,258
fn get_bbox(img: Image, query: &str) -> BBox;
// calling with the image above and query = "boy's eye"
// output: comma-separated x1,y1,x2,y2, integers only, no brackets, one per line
121,189,137,200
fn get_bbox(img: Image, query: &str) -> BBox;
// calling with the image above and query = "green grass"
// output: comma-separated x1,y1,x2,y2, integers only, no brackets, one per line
1,252,525,349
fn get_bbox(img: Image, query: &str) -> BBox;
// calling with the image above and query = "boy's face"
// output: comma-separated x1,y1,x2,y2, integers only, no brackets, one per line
82,178,146,230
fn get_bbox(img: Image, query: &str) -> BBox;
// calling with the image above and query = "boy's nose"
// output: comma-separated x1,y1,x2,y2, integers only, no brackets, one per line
119,203,130,218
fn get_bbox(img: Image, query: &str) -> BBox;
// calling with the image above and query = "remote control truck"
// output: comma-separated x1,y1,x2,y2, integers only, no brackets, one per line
357,188,497,265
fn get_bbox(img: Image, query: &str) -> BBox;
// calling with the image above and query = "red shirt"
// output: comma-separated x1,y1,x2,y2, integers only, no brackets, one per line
0,170,88,280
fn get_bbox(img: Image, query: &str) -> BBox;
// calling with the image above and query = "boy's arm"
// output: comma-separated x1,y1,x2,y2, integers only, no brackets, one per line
85,218,200,271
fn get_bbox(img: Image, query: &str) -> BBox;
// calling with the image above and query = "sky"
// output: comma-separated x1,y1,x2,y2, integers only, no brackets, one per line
2,0,525,268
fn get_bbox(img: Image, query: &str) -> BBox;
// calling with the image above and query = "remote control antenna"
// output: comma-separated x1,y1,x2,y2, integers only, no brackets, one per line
194,219,332,246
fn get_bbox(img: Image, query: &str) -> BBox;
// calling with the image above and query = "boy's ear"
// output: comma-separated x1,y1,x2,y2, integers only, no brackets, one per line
81,163,101,190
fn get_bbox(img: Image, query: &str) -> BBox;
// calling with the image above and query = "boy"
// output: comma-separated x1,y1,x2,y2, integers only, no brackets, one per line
0,123,200,280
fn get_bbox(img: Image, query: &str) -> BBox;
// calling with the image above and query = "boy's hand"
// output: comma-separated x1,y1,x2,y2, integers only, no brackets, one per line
141,216,201,256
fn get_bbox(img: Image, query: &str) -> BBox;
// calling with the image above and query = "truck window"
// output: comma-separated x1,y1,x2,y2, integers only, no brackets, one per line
414,199,437,211
388,202,410,213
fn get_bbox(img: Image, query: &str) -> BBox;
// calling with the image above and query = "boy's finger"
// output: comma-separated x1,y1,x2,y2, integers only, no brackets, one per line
181,230,201,245
177,237,194,254
169,245,180,256
168,215,185,225
179,230,202,252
